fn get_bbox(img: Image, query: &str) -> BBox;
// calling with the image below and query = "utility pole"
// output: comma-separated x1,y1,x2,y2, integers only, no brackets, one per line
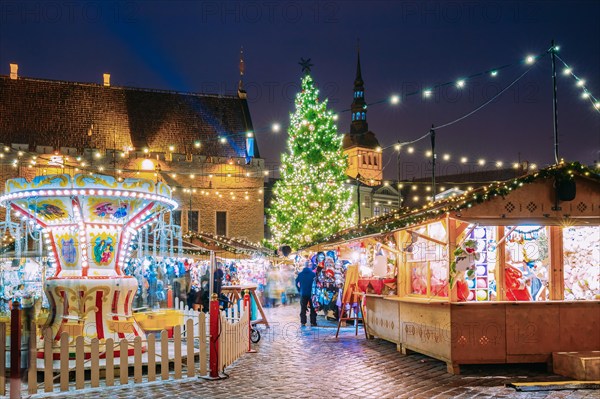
430,125,436,202
396,143,402,210
550,39,560,164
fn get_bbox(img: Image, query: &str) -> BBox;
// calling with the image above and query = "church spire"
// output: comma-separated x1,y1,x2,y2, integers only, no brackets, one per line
350,43,367,135
355,48,363,86
238,46,247,99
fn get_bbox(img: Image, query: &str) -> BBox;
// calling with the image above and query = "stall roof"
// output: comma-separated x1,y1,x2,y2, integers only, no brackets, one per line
307,162,599,247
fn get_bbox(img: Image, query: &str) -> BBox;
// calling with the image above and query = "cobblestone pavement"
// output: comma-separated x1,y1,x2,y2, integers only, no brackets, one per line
35,304,597,399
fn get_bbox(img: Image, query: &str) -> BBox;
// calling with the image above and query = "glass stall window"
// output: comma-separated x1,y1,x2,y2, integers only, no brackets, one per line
505,226,550,301
563,226,600,300
407,222,448,297
457,226,498,302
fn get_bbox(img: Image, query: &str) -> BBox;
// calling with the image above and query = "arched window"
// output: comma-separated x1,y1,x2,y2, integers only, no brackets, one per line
362,112,366,120
352,113,355,121
374,156,378,166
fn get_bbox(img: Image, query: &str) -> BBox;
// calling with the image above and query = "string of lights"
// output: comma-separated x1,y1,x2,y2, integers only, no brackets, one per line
555,53,600,112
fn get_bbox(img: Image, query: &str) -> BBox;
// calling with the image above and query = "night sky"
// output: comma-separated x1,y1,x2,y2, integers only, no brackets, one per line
1,1,599,180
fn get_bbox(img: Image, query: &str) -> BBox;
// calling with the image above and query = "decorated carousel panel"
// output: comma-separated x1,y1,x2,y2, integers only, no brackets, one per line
0,174,177,358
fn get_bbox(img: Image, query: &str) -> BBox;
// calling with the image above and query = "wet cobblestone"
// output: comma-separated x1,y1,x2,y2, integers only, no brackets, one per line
33,305,598,399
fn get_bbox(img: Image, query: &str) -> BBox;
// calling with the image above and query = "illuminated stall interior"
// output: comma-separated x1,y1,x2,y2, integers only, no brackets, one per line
312,163,599,373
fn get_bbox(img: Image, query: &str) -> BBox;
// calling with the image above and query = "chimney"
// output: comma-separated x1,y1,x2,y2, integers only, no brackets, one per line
10,63,18,80
103,73,110,87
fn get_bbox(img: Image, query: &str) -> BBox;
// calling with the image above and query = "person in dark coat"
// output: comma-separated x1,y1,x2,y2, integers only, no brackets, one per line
296,263,317,326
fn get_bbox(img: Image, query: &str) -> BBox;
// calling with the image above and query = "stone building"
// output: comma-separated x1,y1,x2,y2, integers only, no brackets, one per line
0,64,265,242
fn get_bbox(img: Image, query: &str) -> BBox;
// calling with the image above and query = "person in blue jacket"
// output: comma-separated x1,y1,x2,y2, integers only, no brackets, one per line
296,262,317,327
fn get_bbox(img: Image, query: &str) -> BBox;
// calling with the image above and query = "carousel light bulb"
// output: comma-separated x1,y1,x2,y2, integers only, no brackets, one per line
456,80,465,88
390,94,400,104
442,154,450,161
582,92,590,99
478,159,486,166
490,70,498,77
525,55,536,64
563,67,572,75
272,123,281,132
423,89,432,98
407,147,414,154
594,101,600,109
577,79,585,87
460,157,468,163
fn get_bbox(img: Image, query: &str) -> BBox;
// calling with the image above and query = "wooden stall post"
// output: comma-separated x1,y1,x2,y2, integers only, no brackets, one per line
447,217,458,303
496,226,506,301
549,226,565,300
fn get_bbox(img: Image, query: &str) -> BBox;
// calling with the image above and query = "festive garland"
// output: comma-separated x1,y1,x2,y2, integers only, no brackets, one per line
305,161,599,248
183,231,271,256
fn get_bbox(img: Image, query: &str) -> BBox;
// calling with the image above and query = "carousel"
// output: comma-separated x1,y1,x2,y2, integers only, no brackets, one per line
0,173,179,357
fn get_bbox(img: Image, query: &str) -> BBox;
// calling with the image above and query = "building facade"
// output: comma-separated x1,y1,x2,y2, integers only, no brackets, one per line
0,65,265,242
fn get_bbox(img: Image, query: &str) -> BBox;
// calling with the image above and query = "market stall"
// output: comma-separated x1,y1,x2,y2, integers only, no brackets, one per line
311,163,600,373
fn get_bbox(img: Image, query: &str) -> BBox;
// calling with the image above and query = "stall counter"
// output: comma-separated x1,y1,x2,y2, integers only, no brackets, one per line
364,295,600,374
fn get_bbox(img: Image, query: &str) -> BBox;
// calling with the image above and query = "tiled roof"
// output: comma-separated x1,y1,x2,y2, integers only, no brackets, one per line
342,130,380,150
0,75,258,158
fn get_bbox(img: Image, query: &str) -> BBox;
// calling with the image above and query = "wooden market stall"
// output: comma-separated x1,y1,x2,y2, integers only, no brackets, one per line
317,163,600,374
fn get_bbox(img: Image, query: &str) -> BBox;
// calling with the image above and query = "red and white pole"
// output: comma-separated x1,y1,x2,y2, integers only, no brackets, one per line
209,293,220,378
244,290,256,353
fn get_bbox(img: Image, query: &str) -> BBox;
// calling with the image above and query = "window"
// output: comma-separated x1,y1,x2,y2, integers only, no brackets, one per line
361,112,366,120
352,113,355,121
216,211,227,236
563,226,599,300
187,210,199,232
458,225,498,302
171,210,181,226
406,222,448,298
374,206,380,217
504,226,550,301
374,156,378,166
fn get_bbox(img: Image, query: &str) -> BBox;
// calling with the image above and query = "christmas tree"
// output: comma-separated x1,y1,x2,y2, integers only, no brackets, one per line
268,71,355,249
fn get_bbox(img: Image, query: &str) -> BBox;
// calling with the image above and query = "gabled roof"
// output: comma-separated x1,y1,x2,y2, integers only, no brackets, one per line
308,162,600,246
342,130,380,150
0,75,259,158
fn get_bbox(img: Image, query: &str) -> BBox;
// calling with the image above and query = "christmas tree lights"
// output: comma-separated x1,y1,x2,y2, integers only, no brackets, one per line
268,73,355,249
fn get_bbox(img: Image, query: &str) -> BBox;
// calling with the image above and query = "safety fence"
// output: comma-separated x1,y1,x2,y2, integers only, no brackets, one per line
0,296,252,397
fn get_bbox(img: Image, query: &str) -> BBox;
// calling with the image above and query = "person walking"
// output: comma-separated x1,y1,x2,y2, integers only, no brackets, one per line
296,263,317,327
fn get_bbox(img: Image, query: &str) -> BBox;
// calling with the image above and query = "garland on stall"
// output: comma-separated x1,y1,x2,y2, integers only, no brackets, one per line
183,231,271,256
305,161,599,248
